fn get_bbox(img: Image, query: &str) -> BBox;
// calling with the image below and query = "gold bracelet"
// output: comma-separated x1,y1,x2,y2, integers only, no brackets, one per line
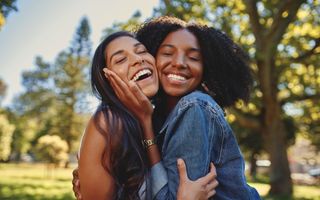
142,138,156,148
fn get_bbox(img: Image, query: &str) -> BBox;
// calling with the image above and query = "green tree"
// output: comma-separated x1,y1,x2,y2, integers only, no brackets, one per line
10,57,56,160
35,135,68,167
53,17,91,166
0,0,18,30
102,11,144,37
0,78,7,105
0,114,15,161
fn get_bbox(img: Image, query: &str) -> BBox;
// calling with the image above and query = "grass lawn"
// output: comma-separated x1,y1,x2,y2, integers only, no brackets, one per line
0,163,75,200
0,163,319,200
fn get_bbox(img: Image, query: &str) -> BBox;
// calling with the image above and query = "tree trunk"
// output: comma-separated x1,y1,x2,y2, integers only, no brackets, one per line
64,139,71,168
263,116,292,196
258,56,293,196
249,151,257,180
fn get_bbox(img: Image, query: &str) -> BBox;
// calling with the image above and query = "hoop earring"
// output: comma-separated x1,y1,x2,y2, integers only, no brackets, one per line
201,82,216,97
201,82,210,93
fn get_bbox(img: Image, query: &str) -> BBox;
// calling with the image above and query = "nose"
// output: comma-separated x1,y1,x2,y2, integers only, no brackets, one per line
130,53,144,67
172,53,186,68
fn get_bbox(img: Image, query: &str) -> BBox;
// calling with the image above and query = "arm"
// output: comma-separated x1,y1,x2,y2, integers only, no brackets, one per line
78,117,116,200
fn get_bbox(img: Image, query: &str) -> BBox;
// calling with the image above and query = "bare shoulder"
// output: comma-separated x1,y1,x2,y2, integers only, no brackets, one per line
78,111,115,199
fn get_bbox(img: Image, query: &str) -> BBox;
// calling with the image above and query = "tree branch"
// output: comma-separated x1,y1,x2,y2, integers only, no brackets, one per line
227,108,262,131
266,0,306,47
243,0,263,44
293,37,320,62
280,94,320,106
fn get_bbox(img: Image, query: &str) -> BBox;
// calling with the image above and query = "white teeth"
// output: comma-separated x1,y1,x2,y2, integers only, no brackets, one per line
167,74,186,81
132,69,152,81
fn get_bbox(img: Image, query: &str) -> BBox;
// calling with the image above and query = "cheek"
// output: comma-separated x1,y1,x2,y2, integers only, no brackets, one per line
110,66,129,81
194,65,204,82
156,58,169,72
155,60,163,74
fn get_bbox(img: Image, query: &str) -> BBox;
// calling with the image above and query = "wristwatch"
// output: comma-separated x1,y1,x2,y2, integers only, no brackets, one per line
142,138,157,148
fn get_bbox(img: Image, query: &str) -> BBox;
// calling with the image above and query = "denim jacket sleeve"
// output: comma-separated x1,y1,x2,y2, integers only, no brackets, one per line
153,97,221,199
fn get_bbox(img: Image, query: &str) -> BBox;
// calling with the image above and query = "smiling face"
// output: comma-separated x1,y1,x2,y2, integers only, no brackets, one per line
105,36,158,98
156,29,203,98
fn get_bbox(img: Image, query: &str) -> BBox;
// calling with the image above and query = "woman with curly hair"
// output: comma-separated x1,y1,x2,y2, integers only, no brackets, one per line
105,16,261,199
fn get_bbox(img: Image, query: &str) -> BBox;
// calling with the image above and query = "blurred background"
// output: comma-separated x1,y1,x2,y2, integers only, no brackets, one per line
0,0,319,199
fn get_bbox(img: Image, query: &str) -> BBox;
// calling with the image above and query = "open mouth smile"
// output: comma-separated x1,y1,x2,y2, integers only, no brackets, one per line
131,69,152,82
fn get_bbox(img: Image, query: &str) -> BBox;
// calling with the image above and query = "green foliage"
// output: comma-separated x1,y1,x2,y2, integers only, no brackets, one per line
0,0,18,30
154,0,207,21
0,78,7,106
13,56,55,116
53,17,92,155
0,114,15,161
9,57,56,159
35,135,68,166
102,11,144,38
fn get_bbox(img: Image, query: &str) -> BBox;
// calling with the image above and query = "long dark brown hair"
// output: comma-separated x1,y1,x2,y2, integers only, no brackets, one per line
91,31,148,200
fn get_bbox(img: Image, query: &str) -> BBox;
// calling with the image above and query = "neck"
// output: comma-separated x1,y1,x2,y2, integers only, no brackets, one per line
165,96,180,115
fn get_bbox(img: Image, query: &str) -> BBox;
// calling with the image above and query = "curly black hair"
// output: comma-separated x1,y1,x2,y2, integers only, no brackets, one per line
135,16,253,108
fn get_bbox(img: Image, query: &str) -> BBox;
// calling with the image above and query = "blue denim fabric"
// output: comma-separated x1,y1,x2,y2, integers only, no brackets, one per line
151,91,261,200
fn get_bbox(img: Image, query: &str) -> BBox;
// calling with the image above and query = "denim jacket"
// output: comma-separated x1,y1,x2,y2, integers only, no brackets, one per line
150,91,260,199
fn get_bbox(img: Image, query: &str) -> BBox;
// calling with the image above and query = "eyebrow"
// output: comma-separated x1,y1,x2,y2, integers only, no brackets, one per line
159,44,174,49
188,47,201,53
109,42,144,63
159,44,200,52
134,42,143,47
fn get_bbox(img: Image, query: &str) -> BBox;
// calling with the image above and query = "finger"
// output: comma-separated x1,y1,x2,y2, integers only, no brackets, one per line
107,71,140,106
177,158,188,182
206,189,216,198
73,179,82,200
107,69,130,94
109,74,125,97
206,179,219,192
72,168,79,177
77,186,82,200
107,72,126,98
103,68,109,79
198,162,217,184
128,81,151,106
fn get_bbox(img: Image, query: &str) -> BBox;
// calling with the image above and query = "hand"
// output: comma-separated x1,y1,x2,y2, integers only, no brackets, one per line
72,167,82,200
103,68,154,123
177,159,218,200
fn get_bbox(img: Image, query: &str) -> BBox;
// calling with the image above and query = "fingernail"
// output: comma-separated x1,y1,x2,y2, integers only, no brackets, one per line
105,73,109,79
177,158,182,166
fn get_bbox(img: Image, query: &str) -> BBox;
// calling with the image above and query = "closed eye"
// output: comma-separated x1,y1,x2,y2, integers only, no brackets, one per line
137,50,147,54
162,52,173,56
115,57,127,64
189,56,200,61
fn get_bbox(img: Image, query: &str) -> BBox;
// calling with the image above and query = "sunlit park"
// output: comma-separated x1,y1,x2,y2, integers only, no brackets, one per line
0,0,319,199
